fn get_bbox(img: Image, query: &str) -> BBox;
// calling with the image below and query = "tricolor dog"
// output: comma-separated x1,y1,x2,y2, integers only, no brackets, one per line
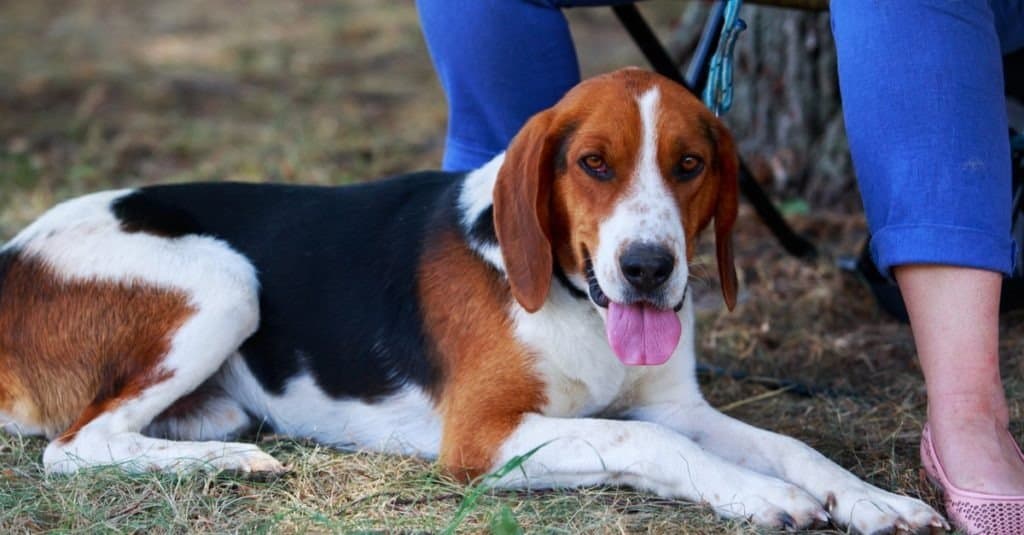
0,69,945,533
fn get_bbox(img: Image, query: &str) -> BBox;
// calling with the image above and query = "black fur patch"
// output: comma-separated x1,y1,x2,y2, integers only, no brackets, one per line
467,205,497,246
125,174,460,401
112,191,205,238
0,247,16,300
554,263,588,301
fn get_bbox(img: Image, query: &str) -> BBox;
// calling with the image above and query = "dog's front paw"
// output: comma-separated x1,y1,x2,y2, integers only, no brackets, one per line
827,486,948,534
711,478,831,530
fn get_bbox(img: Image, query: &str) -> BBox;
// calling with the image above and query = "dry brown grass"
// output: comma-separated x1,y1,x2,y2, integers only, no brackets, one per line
1,1,1022,533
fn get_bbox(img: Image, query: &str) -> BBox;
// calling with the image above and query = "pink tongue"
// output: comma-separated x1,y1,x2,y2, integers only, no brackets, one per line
606,302,682,366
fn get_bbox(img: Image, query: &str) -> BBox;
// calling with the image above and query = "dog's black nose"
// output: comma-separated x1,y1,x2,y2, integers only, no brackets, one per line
619,243,675,293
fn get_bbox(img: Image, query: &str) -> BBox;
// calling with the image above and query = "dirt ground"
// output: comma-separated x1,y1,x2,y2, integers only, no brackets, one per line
1,1,1021,533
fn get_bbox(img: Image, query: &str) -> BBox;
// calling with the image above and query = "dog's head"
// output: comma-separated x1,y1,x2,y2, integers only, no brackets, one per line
493,68,738,366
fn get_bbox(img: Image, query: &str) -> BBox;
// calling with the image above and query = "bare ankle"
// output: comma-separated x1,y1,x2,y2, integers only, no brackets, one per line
928,390,1010,428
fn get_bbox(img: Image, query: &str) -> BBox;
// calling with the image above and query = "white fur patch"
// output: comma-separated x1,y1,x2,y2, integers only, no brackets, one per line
512,278,696,418
218,355,442,458
458,153,505,271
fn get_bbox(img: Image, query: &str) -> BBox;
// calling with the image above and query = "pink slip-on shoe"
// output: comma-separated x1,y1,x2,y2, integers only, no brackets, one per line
920,425,1024,534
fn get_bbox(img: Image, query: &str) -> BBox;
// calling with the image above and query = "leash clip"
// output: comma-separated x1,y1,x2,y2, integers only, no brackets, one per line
702,0,747,117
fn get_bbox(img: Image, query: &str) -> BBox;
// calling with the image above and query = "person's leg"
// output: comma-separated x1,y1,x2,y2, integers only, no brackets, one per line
416,0,580,171
896,265,1024,493
416,0,634,171
832,0,1024,497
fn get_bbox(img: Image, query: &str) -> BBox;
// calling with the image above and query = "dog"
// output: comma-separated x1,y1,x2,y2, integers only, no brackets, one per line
0,68,945,533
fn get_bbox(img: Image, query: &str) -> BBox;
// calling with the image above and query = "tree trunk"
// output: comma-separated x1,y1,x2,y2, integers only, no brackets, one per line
670,4,855,209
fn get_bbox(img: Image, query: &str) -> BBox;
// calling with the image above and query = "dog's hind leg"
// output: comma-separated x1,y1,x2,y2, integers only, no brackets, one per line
37,241,281,474
38,261,282,474
0,192,283,474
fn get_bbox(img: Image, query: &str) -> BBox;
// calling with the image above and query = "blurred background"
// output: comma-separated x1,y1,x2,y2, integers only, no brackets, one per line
1,3,1023,532
0,1,858,235
2,1,1021,228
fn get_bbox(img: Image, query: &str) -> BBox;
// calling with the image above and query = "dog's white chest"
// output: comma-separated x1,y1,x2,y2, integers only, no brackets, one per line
511,287,638,417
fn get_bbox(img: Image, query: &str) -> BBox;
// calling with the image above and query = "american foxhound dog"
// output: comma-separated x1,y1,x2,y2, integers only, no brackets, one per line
0,69,945,533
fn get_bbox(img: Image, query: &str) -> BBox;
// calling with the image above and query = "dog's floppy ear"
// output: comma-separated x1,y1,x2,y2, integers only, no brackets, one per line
493,109,558,313
710,120,739,311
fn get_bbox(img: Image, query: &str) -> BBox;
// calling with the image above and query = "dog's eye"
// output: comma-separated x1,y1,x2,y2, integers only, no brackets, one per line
579,155,613,181
673,155,704,181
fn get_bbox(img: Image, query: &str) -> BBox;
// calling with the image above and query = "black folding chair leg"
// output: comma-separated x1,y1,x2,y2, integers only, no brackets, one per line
611,4,697,91
612,4,817,260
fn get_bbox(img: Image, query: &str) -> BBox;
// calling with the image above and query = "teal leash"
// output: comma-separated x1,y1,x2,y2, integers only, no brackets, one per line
702,0,747,116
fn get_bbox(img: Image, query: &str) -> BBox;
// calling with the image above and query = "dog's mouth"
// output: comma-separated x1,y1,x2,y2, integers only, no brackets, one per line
583,254,684,366
583,255,687,311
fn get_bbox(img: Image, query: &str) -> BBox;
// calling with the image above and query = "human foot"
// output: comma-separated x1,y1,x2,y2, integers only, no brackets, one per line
927,410,1024,495
921,425,1024,534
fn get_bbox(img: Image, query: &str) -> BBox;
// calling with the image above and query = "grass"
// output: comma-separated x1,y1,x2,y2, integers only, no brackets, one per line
1,1,1022,533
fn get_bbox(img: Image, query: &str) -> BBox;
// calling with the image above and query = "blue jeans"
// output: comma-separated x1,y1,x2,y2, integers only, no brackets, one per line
416,0,636,171
416,0,1024,275
832,0,1023,275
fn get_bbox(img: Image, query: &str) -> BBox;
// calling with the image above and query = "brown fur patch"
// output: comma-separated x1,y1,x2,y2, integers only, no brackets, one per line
419,230,546,481
0,252,195,440
493,109,559,313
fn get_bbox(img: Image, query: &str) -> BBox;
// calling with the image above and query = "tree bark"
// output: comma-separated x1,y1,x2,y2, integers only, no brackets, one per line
670,4,855,209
